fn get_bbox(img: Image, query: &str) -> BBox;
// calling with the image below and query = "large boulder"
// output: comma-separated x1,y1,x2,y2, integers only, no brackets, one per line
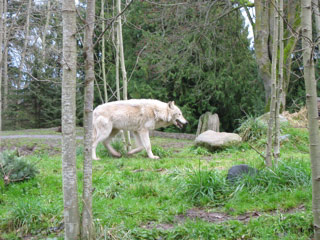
196,112,220,136
195,130,242,150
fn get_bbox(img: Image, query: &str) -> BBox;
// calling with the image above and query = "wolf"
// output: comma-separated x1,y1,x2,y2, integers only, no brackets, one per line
92,99,188,160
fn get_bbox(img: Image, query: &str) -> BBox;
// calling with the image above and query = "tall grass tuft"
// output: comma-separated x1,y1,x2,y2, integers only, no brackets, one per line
151,145,172,158
236,116,267,141
2,199,61,234
178,168,231,206
179,159,311,206
234,160,311,194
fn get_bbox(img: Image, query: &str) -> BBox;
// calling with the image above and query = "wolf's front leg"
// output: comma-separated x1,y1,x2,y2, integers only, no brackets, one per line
138,130,159,159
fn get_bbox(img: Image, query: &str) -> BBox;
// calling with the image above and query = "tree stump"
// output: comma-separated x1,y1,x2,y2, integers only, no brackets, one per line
196,112,219,136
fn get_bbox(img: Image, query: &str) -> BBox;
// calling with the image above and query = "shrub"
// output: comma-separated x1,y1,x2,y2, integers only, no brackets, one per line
0,151,38,185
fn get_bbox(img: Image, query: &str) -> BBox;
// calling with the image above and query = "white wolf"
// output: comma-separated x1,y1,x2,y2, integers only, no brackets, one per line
92,99,188,160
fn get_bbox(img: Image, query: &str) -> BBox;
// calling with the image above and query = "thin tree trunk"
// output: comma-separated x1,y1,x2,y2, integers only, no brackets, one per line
117,0,131,150
254,0,272,103
274,0,284,164
101,0,108,103
313,0,320,42
3,0,7,111
61,0,80,239
301,0,320,238
266,0,279,167
81,0,95,238
42,0,51,62
115,12,120,101
0,0,3,131
18,0,32,89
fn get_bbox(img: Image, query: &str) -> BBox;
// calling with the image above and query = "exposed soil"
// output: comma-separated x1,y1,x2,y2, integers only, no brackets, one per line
142,205,306,231
150,130,195,140
0,130,195,156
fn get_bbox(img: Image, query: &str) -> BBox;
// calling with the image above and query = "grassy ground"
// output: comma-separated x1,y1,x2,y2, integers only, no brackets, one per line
0,126,313,239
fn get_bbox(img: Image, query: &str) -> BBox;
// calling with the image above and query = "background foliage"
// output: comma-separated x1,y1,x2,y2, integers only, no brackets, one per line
2,0,265,132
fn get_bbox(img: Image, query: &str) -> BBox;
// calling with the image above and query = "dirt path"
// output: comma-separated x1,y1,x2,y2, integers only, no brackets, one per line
0,130,195,140
142,205,306,230
0,135,83,139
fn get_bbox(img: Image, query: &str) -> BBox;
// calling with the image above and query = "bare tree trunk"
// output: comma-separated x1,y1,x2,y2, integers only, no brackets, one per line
18,0,32,88
42,0,51,62
117,0,131,150
313,0,320,42
114,0,120,101
0,0,3,131
81,0,95,239
101,0,108,103
301,0,320,238
266,0,279,167
274,0,284,164
3,0,7,112
61,0,80,239
254,0,272,103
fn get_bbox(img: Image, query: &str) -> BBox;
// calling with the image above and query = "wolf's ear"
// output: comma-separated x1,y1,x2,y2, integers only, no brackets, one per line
168,101,175,109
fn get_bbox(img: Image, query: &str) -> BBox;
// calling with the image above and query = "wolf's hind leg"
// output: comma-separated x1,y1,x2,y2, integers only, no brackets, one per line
138,130,159,159
92,117,112,160
127,131,144,155
103,129,122,158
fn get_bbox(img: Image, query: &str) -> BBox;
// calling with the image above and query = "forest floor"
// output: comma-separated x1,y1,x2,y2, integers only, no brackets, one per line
0,126,314,239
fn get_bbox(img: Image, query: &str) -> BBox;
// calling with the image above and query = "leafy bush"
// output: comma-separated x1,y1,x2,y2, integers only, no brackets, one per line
0,151,38,185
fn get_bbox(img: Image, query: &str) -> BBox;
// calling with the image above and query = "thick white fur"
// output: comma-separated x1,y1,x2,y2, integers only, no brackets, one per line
92,99,188,160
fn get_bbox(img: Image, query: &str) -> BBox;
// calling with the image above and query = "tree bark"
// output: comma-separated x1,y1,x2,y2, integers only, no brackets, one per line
42,0,51,62
114,1,120,101
101,0,108,103
254,0,272,103
274,0,284,164
266,0,279,167
62,0,80,239
3,0,7,112
313,0,320,42
81,0,95,239
18,0,32,89
117,0,131,150
0,0,3,131
301,0,320,238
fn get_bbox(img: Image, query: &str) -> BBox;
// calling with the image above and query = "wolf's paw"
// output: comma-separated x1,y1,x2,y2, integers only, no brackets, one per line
112,153,122,158
150,155,160,159
93,157,101,161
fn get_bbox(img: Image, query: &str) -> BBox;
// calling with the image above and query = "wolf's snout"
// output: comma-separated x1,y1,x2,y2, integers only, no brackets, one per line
176,119,187,129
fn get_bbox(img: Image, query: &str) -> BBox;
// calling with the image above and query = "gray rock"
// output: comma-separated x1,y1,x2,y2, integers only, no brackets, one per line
196,112,220,136
257,113,288,126
279,134,290,142
195,130,242,150
226,164,258,182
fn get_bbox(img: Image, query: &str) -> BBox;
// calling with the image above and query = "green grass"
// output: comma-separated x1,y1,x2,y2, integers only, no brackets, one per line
0,126,314,239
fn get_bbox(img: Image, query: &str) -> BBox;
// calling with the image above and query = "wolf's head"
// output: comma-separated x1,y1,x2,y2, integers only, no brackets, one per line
167,101,188,129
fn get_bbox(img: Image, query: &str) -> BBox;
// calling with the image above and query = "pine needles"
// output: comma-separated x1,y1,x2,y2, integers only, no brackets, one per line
0,151,39,185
